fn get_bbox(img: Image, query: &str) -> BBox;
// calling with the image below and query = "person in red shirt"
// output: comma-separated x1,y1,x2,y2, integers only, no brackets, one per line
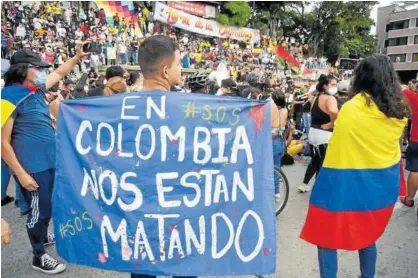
402,88,418,209
79,22,89,34
98,9,106,25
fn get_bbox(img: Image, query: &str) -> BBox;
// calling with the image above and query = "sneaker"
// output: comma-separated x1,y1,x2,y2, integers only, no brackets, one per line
298,185,311,193
32,253,66,274
44,233,55,246
400,197,415,207
1,195,15,206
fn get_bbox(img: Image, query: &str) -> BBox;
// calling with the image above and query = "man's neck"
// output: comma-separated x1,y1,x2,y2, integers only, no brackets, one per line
143,78,170,91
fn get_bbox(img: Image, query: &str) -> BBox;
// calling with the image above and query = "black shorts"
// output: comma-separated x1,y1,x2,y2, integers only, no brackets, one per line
406,141,418,172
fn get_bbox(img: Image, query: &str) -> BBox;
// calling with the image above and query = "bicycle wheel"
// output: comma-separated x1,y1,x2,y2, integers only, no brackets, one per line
274,166,290,216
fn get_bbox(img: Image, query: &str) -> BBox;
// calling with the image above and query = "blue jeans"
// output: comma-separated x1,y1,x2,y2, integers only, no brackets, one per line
1,160,28,212
120,53,127,65
128,49,137,65
317,244,377,278
303,112,311,134
272,136,286,194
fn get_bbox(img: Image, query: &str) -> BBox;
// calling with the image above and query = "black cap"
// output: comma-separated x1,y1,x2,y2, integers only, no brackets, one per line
10,49,51,68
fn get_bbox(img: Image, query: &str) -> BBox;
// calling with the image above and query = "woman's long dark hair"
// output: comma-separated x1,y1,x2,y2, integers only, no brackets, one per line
272,90,286,108
316,74,336,93
4,63,28,86
351,54,409,119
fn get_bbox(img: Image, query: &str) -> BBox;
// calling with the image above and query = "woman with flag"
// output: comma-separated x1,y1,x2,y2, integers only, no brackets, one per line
300,54,409,278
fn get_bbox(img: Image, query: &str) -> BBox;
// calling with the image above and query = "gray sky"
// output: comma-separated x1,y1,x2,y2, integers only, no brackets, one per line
370,1,393,34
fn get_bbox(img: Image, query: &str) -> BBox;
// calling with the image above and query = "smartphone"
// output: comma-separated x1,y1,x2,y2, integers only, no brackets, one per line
83,42,97,53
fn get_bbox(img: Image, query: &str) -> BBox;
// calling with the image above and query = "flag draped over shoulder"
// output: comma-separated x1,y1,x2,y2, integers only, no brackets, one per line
1,85,33,127
300,93,407,251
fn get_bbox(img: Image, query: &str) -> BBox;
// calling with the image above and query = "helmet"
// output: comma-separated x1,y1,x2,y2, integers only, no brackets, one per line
246,70,264,87
187,71,210,90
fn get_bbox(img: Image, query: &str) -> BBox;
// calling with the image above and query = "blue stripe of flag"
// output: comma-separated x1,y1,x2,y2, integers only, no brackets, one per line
310,163,399,212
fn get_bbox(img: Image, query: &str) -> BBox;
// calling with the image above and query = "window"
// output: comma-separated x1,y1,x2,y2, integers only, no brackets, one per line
413,53,418,62
386,20,410,32
415,35,418,45
389,54,407,63
384,36,409,47
416,19,418,27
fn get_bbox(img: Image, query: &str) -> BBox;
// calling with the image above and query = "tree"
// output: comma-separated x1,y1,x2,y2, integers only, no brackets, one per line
306,1,376,62
217,2,251,27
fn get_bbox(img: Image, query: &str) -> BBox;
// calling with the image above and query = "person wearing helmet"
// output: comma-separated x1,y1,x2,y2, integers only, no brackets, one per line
186,71,211,94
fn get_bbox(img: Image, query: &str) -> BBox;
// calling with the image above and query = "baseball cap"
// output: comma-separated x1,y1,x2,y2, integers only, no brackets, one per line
10,49,51,68
337,81,349,94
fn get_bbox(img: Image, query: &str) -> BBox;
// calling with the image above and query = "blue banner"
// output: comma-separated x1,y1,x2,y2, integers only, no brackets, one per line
53,91,276,276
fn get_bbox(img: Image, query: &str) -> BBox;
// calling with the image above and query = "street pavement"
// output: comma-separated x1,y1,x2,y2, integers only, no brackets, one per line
1,161,417,278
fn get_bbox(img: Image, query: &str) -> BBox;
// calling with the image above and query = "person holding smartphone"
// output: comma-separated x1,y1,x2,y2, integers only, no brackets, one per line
1,43,88,274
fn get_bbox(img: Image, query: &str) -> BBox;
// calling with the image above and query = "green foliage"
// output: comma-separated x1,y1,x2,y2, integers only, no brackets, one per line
217,0,376,61
217,1,251,27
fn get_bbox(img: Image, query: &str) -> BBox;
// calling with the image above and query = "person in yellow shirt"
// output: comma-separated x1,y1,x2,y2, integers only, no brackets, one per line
37,28,45,37
194,51,203,64
53,6,61,15
46,5,53,13
142,7,150,17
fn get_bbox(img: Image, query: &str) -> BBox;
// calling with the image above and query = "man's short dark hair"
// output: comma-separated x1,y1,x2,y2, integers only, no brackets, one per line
138,35,179,77
105,65,125,80
410,79,417,84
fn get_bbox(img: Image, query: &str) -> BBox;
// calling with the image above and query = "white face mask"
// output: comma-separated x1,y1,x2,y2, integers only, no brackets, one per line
328,86,338,96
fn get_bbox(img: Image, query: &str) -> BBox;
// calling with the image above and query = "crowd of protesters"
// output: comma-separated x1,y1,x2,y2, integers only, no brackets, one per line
1,1,330,84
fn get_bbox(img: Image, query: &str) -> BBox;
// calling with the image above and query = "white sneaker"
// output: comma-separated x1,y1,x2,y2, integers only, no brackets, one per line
298,184,311,193
32,253,66,275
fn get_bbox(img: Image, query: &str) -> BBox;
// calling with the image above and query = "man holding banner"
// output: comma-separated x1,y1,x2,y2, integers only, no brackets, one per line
1,44,88,274
131,34,195,278
52,34,276,276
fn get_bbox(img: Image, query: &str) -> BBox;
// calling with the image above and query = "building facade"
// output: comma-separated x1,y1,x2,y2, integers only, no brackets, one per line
376,3,418,82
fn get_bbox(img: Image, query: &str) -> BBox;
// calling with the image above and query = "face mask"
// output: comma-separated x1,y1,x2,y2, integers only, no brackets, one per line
328,86,338,96
34,70,47,86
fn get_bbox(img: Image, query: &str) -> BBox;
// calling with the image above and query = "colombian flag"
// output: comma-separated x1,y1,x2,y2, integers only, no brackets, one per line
300,93,407,250
1,85,33,127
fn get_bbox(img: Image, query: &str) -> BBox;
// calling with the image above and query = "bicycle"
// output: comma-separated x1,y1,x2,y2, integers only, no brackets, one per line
274,166,290,216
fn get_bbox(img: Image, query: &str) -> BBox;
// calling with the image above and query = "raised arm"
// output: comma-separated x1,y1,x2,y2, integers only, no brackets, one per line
45,42,88,90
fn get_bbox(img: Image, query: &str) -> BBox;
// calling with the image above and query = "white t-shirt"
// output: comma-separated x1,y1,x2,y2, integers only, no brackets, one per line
65,9,72,19
75,30,84,40
119,44,127,54
90,54,99,67
107,47,116,60
16,26,26,38
33,18,42,30
58,27,66,38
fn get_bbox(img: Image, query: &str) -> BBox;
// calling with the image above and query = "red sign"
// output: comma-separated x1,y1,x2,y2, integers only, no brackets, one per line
167,1,214,18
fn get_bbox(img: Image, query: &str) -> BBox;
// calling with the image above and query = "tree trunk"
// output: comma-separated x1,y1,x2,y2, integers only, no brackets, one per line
270,18,277,40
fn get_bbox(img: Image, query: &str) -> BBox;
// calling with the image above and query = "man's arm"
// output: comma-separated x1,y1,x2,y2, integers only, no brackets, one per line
45,42,88,90
1,117,38,191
